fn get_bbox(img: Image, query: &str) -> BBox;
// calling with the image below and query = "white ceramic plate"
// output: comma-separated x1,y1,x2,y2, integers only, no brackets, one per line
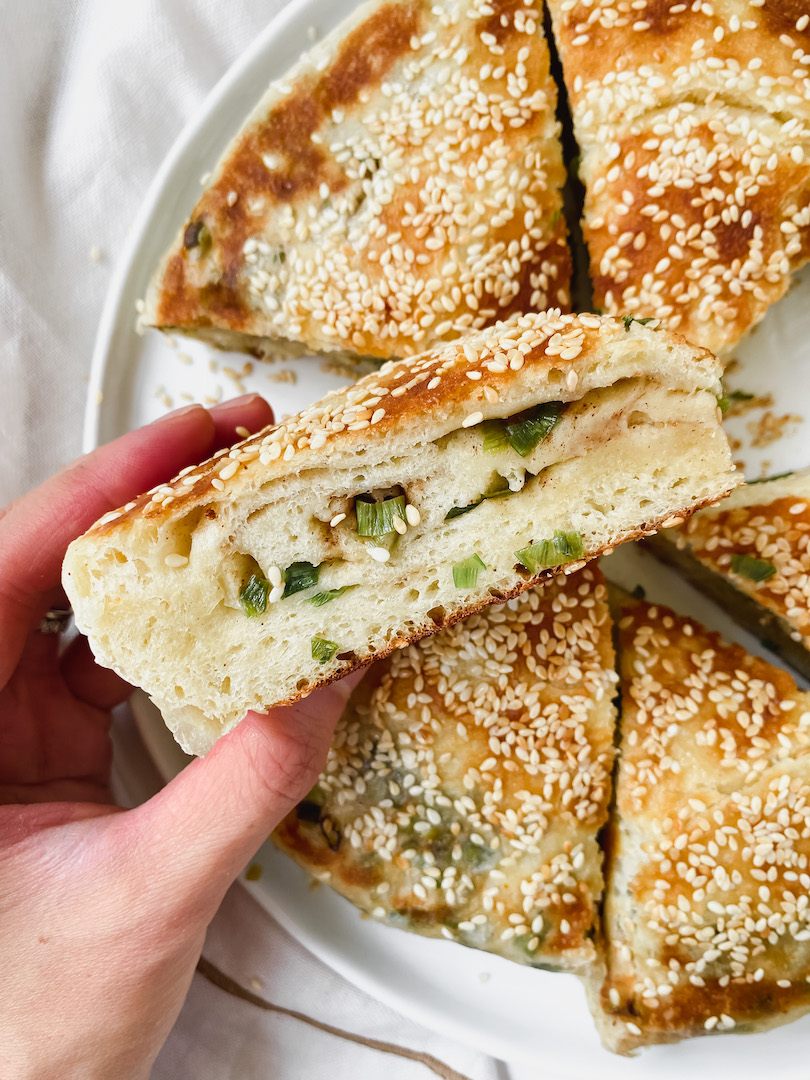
89,0,810,1072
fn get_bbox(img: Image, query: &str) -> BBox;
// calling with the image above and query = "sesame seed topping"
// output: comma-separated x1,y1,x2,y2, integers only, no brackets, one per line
367,545,391,563
164,554,189,568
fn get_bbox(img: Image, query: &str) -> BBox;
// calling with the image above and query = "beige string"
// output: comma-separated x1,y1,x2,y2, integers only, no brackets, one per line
197,955,475,1080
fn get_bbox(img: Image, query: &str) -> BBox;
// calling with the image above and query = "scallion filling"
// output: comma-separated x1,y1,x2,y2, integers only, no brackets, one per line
311,636,340,664
239,573,270,617
355,495,407,537
729,553,776,583
515,530,584,574
309,586,352,607
445,477,514,520
481,402,564,458
453,554,486,588
283,561,320,597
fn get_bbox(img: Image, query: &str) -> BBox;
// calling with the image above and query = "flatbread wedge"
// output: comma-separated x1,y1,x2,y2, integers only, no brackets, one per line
546,1,810,356
144,0,570,360
274,564,617,974
595,593,810,1054
647,470,810,680
62,311,736,756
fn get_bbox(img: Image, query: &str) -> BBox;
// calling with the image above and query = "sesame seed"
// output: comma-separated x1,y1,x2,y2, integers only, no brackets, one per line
367,546,390,563
164,554,188,568
462,411,484,428
330,513,347,528
405,505,421,527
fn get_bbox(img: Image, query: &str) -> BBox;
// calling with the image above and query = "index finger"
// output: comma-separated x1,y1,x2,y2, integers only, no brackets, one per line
0,395,274,686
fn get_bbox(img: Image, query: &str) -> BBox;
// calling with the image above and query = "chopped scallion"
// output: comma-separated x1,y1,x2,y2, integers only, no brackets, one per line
311,636,340,664
239,573,270,617
623,314,654,331
749,471,793,484
481,419,510,454
729,553,776,583
446,501,481,520
515,530,584,573
506,402,565,457
283,561,320,597
355,495,407,537
453,553,486,588
309,586,351,607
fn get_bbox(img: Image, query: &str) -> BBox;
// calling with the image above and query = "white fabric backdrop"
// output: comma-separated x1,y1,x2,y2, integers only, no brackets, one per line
0,2,558,1075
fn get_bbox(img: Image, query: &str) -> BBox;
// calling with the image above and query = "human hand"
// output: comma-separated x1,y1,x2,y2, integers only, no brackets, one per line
0,397,355,1080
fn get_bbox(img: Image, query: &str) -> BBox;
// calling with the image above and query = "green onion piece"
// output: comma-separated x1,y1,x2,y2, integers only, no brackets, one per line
515,530,584,573
355,495,407,537
312,636,340,664
730,553,777,583
623,314,654,331
239,573,270,617
453,553,486,588
183,220,211,254
444,480,515,521
309,586,351,607
245,863,262,881
506,402,565,458
446,501,481,520
283,561,320,597
750,471,793,484
717,393,730,414
480,419,510,454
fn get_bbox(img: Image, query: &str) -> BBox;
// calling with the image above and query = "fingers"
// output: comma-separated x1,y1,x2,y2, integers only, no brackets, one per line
59,636,133,712
209,393,274,446
0,395,274,687
128,672,365,922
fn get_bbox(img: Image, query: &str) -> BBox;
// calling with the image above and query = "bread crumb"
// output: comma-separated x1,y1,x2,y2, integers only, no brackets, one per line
747,410,802,449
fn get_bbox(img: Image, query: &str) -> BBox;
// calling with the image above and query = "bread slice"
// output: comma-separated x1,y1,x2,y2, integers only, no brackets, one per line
546,1,810,356
273,564,617,974
647,470,810,680
144,0,570,360
595,593,810,1054
62,311,736,755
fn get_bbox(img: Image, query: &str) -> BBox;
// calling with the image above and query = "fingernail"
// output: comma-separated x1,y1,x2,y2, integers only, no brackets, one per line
149,403,206,425
210,393,265,414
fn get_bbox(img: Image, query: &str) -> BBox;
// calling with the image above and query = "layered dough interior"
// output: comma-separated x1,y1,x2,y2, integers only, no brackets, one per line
77,373,729,750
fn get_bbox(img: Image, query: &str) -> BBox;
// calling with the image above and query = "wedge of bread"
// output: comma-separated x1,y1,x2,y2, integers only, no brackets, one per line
62,312,736,755
274,564,617,974
546,1,810,356
595,592,810,1053
647,470,810,680
145,0,570,360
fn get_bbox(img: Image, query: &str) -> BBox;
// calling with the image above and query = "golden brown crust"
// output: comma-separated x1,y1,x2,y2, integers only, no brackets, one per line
86,311,722,540
597,593,810,1053
546,0,810,355
273,566,618,972
671,478,810,652
148,0,570,358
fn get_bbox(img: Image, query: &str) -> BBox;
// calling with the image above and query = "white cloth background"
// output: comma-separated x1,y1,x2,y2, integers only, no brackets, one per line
0,2,552,1077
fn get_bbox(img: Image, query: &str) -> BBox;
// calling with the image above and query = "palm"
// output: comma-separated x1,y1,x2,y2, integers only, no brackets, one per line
0,633,114,804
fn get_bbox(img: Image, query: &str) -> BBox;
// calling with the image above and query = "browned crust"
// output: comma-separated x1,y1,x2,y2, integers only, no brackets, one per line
85,314,720,539
598,592,810,1052
546,0,810,354
155,1,424,331
644,531,810,683
273,564,617,971
148,0,571,357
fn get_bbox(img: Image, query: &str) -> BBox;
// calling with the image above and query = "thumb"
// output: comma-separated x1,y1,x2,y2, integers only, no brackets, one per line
127,672,364,921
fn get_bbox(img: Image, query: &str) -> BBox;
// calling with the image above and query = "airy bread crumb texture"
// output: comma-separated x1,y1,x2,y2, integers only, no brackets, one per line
62,312,735,755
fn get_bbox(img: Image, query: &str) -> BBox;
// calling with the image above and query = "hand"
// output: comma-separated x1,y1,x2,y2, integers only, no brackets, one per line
0,397,355,1080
